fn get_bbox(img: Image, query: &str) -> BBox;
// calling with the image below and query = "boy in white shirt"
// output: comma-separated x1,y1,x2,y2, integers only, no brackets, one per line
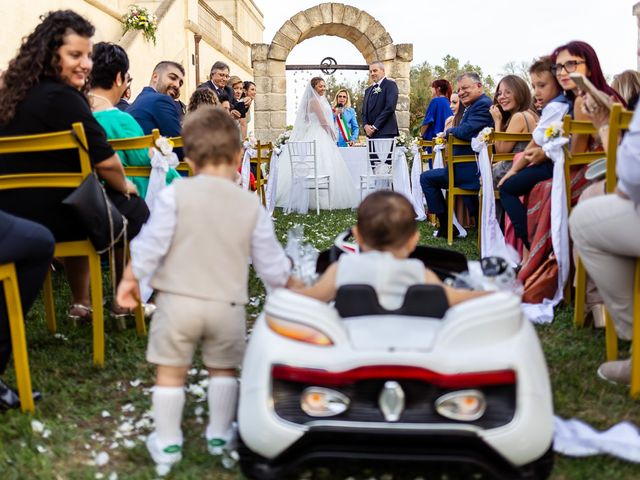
117,106,294,469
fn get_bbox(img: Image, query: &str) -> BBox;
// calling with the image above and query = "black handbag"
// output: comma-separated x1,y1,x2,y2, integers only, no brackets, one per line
62,172,127,253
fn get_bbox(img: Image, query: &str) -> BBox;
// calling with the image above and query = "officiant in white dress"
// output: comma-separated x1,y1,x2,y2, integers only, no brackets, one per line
276,77,358,212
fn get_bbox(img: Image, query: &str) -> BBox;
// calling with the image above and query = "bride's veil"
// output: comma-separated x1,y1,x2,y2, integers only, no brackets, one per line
291,80,336,142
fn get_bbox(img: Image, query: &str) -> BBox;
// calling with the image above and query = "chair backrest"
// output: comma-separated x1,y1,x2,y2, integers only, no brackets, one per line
0,122,92,191
562,115,603,212
108,129,159,178
287,140,317,178
417,138,434,171
334,284,449,319
488,131,532,163
367,138,395,170
250,141,273,181
605,103,634,193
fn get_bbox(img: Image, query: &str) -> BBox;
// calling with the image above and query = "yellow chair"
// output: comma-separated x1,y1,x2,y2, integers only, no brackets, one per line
417,138,436,226
630,260,640,397
573,105,633,330
250,141,273,207
478,131,533,249
0,123,105,367
445,134,478,245
0,262,34,413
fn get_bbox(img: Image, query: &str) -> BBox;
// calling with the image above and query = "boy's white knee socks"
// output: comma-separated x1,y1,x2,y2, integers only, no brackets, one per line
206,376,238,442
152,386,185,447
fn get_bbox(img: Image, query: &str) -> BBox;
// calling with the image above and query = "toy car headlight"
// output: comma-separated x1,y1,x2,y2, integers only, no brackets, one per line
266,315,333,346
300,387,350,417
435,389,486,421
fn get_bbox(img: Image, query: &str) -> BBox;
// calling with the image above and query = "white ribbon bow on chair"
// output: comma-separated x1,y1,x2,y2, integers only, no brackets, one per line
265,148,281,215
409,144,426,220
146,140,179,214
471,131,518,265
241,140,257,190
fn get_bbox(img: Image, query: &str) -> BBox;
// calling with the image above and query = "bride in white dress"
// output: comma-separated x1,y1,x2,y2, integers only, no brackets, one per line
276,77,358,212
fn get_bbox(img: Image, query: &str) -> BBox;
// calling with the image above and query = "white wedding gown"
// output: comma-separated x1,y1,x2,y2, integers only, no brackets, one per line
275,85,358,212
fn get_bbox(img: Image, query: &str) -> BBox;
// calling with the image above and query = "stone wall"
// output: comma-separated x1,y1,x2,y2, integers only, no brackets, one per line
251,2,413,142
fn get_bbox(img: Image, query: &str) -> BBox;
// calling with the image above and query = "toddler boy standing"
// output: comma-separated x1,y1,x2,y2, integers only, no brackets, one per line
117,106,293,469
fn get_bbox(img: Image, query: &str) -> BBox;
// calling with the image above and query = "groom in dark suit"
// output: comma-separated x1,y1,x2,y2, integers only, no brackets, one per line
419,72,494,237
362,61,399,139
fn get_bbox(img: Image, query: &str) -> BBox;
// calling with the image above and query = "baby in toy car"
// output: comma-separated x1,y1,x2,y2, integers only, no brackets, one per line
296,191,485,309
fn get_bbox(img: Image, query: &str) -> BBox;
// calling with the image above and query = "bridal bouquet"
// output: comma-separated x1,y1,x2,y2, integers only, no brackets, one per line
122,5,158,44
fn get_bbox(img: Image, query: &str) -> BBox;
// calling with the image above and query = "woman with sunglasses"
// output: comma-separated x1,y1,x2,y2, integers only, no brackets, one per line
332,88,359,146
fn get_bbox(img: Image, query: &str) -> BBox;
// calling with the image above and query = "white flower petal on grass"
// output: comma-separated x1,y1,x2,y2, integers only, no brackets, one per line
199,369,208,376
94,451,110,466
188,368,198,376
108,473,118,480
118,422,134,435
114,431,123,439
53,333,69,341
36,445,47,454
84,444,91,450
195,417,204,424
31,420,45,433
42,429,51,439
101,410,111,418
129,379,141,388
109,442,119,449
194,406,204,417
121,403,135,413
95,473,104,479
135,418,152,430
122,439,136,449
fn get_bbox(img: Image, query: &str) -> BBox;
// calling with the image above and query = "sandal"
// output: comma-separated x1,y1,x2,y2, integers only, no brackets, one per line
110,304,134,320
68,304,93,321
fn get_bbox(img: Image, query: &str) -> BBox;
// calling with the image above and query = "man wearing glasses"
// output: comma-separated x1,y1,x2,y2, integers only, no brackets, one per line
198,61,241,119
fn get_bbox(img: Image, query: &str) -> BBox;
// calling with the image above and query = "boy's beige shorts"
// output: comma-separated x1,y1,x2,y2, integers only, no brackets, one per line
146,291,246,369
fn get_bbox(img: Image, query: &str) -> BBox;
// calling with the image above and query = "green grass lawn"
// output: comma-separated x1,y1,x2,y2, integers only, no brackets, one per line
1,208,639,479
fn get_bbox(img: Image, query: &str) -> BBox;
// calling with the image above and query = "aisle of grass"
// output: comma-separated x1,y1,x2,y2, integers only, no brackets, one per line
0,208,638,479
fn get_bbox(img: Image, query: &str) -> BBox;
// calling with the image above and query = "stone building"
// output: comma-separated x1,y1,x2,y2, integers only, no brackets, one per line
0,0,263,111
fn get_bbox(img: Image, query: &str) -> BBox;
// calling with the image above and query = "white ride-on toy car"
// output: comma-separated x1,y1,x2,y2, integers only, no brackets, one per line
238,234,554,479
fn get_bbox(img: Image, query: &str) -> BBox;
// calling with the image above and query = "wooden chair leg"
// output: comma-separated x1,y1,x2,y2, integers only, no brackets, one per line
630,260,640,398
604,309,619,362
134,301,146,337
573,257,587,328
42,268,56,333
2,264,35,413
88,253,104,367
447,192,454,246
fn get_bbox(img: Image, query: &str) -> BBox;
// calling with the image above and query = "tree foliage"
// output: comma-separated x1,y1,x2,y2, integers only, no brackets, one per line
409,55,496,135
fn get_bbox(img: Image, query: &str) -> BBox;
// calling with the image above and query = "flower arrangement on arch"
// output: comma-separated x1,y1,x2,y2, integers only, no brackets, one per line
122,5,158,44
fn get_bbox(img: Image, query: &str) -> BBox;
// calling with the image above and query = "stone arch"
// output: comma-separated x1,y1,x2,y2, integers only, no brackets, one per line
251,2,413,141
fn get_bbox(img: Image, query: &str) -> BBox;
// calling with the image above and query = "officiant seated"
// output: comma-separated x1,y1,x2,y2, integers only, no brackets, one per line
332,89,359,147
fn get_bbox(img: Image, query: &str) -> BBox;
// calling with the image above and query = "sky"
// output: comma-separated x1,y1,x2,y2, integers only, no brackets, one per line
252,0,639,123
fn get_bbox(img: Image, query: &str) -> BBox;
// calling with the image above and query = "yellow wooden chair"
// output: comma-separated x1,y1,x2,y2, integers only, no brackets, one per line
250,141,273,207
478,131,533,249
417,138,436,226
445,134,478,245
0,262,35,412
0,123,105,367
573,106,633,331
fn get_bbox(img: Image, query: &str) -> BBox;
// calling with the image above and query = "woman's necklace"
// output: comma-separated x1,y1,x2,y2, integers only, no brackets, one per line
88,92,114,107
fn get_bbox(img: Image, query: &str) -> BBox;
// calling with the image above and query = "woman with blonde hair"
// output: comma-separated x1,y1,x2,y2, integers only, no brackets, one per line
332,88,359,146
612,70,640,110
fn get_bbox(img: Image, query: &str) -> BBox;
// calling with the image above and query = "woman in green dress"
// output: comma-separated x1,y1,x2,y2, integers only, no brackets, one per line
88,42,180,198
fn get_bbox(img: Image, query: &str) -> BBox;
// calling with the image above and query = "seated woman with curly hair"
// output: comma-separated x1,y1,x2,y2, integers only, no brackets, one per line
0,10,149,320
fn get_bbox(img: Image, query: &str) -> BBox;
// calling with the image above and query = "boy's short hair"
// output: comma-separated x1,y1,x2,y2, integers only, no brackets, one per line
529,56,552,75
187,88,218,113
182,106,241,167
357,191,416,249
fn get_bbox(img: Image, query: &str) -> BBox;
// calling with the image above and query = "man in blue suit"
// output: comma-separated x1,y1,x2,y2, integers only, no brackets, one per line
127,61,184,158
362,61,399,139
420,72,494,237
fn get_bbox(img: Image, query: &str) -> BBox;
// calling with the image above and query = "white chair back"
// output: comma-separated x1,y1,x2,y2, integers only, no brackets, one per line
286,140,329,214
361,138,396,198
